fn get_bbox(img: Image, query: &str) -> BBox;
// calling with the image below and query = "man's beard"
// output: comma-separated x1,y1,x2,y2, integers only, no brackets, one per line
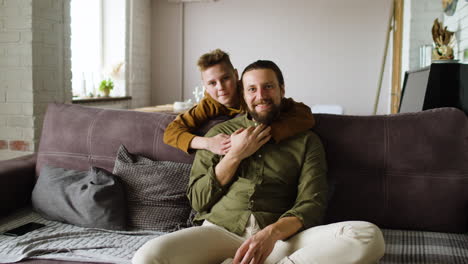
248,99,281,125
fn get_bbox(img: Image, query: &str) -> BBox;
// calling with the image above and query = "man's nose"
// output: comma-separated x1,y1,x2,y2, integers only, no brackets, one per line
256,88,266,98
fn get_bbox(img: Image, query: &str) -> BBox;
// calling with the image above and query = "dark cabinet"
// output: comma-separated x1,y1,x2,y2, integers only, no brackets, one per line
399,63,468,115
423,63,468,114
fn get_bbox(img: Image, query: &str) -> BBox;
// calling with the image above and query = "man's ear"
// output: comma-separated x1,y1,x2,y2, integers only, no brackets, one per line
280,85,285,97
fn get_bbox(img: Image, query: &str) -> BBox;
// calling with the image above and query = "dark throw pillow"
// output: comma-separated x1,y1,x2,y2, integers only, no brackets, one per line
112,145,192,232
32,165,127,230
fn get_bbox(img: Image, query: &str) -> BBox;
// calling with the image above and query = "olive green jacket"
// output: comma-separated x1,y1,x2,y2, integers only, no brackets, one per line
187,114,328,235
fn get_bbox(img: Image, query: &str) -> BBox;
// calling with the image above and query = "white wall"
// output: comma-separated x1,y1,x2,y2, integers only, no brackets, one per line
151,0,183,104
402,0,411,76
444,0,468,61
103,0,126,96
408,0,442,70
153,0,393,115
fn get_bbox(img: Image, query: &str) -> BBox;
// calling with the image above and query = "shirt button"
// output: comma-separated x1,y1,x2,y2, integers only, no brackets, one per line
258,154,262,158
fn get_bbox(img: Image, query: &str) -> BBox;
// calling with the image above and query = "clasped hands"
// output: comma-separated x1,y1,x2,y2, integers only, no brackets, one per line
210,124,271,158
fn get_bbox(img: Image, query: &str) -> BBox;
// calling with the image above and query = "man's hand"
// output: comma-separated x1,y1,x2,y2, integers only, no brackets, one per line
213,125,271,186
226,125,271,161
206,134,231,155
233,217,303,264
233,228,277,264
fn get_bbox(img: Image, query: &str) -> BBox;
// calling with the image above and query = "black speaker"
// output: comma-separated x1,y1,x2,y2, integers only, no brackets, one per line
423,63,468,114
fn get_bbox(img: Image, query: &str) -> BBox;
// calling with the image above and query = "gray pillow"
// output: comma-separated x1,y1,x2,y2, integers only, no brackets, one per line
32,165,127,230
113,145,192,232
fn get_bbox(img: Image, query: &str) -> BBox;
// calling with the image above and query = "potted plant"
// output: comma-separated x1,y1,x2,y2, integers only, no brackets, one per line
99,79,114,97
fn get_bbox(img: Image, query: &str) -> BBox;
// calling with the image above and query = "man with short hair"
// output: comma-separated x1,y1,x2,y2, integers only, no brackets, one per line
134,60,385,264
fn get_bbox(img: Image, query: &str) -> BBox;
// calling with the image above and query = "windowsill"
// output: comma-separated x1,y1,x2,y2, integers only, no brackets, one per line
72,96,132,104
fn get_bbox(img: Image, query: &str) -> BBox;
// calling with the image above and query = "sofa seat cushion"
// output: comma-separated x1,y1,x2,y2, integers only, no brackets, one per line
380,229,468,263
113,145,192,232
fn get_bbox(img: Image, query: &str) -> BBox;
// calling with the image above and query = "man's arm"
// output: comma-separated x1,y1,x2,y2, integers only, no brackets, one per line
187,125,271,212
279,132,328,228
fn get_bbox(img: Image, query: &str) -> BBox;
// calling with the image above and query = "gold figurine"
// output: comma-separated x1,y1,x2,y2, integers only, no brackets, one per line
431,19,455,60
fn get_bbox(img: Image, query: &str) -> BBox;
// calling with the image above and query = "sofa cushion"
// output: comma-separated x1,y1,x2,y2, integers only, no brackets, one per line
32,165,127,230
113,145,192,232
314,108,468,233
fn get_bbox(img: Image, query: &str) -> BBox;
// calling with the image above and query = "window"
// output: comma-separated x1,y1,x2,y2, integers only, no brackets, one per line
70,0,126,98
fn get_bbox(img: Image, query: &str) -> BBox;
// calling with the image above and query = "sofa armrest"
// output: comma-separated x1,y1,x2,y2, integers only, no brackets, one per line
0,153,37,217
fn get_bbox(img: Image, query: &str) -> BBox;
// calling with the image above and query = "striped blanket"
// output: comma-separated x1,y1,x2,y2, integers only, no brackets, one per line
1,208,467,263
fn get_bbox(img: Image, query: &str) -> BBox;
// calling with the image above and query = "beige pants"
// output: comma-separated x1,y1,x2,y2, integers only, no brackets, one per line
132,216,385,264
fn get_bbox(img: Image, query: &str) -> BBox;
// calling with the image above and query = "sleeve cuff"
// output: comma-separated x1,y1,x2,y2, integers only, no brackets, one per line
279,210,308,231
207,165,229,193
177,132,197,153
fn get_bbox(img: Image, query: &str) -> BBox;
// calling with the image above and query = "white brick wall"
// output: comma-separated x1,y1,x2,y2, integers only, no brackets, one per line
409,0,468,68
63,0,72,103
0,103,23,115
0,32,21,43
0,115,6,126
128,0,152,108
0,127,23,139
444,1,468,61
0,0,34,158
409,0,442,70
32,0,71,151
0,0,71,160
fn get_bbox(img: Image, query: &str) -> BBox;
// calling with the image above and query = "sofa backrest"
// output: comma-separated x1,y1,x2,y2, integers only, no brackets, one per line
37,104,468,233
313,107,468,233
37,103,227,176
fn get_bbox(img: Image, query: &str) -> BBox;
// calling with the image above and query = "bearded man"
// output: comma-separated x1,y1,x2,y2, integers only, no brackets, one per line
133,60,385,264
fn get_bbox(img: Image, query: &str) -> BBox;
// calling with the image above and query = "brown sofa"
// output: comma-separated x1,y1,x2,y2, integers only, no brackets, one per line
1,103,467,264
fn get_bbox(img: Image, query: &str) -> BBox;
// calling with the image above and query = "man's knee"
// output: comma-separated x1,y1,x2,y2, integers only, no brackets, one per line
335,221,385,262
132,236,170,264
132,226,242,264
132,227,200,264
